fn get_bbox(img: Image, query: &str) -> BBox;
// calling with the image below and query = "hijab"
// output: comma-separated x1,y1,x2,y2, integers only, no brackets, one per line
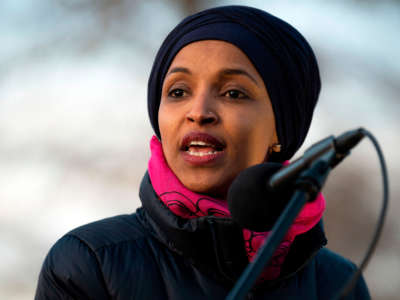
147,5,321,162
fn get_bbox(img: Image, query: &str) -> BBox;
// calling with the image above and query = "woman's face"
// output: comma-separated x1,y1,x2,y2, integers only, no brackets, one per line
158,40,278,198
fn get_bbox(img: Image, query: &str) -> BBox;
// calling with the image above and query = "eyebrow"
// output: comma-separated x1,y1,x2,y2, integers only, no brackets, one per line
166,67,191,77
166,66,259,86
220,68,259,86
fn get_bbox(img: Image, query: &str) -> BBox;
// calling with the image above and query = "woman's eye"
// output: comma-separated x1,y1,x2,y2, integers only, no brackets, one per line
168,89,186,98
224,90,247,99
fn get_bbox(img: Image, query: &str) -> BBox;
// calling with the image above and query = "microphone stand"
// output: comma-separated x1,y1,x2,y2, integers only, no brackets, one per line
226,150,336,300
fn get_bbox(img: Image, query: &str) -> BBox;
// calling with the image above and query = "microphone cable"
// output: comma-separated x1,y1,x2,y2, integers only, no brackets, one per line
335,128,389,299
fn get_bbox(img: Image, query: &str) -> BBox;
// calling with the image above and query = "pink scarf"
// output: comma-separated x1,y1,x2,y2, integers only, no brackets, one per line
148,136,325,281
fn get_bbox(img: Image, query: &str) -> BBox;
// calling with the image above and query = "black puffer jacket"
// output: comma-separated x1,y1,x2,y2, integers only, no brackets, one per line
35,173,370,299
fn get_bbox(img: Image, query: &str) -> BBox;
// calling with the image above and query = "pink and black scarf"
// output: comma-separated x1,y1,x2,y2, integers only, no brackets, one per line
148,136,325,281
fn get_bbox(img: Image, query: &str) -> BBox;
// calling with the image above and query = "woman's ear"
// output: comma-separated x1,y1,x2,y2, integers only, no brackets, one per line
269,129,281,153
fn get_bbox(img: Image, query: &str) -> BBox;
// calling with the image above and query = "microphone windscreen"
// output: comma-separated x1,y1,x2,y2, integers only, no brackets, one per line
228,163,293,232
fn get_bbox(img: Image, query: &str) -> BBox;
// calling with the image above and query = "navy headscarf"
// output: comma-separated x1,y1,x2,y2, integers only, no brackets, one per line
147,5,321,162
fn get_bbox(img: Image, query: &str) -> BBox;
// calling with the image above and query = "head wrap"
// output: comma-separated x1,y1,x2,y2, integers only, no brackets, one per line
147,5,321,161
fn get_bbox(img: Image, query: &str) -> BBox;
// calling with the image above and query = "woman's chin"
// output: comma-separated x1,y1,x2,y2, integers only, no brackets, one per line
180,177,231,199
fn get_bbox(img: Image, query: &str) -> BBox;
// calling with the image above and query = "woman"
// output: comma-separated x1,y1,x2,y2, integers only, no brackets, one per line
35,6,370,299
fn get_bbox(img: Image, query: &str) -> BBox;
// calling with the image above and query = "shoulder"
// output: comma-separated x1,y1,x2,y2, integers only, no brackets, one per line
46,210,156,271
66,211,149,251
312,248,370,299
35,211,159,299
314,248,356,274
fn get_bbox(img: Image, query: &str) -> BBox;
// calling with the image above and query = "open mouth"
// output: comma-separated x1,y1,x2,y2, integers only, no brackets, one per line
180,132,225,158
184,141,224,156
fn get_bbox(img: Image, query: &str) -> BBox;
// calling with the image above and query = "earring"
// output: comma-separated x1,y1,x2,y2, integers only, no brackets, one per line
269,143,282,154
272,143,281,152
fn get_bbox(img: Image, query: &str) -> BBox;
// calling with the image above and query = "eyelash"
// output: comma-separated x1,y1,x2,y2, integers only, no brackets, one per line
168,88,187,98
222,89,248,99
167,88,249,100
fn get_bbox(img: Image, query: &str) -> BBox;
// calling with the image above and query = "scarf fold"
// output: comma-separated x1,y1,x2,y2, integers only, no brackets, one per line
148,136,325,280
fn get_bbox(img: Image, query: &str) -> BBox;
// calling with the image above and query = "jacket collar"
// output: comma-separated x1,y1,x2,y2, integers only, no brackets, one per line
137,172,327,287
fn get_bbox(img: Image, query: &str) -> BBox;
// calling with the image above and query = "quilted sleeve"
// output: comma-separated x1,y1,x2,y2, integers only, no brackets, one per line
315,248,371,300
35,234,110,300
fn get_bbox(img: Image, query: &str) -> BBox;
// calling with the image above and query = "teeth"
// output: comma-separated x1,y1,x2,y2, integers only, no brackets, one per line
187,150,218,156
189,141,213,147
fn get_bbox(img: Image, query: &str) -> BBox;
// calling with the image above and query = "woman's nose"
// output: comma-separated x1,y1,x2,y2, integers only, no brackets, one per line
185,93,218,125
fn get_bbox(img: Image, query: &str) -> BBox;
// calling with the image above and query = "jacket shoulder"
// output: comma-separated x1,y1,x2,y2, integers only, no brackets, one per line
36,233,112,300
35,211,159,300
315,248,356,273
314,248,370,299
67,211,148,251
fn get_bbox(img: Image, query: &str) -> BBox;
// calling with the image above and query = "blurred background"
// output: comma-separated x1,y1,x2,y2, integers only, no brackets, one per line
0,0,399,299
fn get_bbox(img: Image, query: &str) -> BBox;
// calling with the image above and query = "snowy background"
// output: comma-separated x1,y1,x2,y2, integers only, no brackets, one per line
1,0,399,299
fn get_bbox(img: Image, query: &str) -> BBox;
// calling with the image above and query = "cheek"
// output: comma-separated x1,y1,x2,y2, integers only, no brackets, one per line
232,115,274,162
158,102,175,139
158,101,185,166
158,104,174,155
158,105,167,137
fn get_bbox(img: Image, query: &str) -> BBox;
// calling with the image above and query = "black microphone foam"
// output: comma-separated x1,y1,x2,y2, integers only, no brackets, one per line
228,163,294,232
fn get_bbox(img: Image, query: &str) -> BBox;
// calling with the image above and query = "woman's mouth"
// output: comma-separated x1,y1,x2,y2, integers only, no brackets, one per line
185,141,223,156
180,132,225,165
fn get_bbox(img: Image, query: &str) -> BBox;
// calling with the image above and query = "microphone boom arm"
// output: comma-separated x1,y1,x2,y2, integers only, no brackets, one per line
269,128,365,190
226,150,336,300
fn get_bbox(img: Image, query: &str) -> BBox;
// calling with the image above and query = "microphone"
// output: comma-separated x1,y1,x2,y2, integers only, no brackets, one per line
228,128,365,231
269,128,365,189
227,163,294,232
